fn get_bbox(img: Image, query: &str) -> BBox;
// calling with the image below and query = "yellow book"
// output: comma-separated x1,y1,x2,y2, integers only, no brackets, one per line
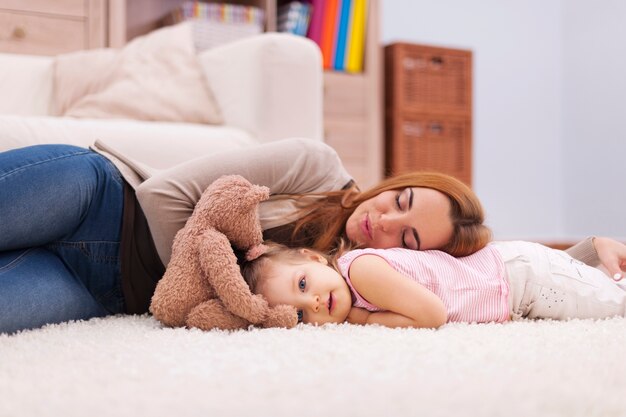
346,0,367,73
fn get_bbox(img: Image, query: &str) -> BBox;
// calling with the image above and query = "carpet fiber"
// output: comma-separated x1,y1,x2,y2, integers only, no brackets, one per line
2,316,626,417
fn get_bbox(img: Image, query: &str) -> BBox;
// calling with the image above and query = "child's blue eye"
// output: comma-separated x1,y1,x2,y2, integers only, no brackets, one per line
297,310,303,323
298,277,306,291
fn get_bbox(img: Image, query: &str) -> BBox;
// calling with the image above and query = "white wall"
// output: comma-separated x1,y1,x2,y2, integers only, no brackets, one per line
562,0,626,240
382,0,625,241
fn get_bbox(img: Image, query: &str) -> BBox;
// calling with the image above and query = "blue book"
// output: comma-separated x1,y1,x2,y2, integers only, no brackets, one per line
333,0,351,71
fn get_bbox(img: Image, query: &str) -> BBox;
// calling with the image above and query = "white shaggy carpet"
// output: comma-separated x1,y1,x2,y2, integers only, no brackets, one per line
2,316,626,417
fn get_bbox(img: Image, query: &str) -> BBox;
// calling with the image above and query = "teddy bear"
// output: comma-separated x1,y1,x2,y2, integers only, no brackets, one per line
149,174,298,330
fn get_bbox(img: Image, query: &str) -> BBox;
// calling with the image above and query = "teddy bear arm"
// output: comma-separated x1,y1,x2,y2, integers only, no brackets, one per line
261,304,300,329
150,265,203,328
198,228,269,324
187,299,251,331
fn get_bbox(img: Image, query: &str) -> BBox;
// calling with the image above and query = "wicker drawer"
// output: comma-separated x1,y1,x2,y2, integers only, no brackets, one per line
385,43,471,117
386,113,472,186
0,10,86,55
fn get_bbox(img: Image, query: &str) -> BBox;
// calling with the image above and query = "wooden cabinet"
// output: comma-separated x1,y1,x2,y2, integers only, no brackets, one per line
0,0,187,53
385,43,473,186
0,0,106,55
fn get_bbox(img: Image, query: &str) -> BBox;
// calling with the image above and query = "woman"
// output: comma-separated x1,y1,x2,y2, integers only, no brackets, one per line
1,139,624,333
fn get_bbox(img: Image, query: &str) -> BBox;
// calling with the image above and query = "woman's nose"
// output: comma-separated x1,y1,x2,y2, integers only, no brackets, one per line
378,213,399,233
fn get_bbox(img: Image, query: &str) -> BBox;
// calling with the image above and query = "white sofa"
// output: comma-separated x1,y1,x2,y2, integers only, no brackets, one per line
0,33,323,170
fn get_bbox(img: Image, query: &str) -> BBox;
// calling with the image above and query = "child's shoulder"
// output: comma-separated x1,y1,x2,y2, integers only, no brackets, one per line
337,248,408,276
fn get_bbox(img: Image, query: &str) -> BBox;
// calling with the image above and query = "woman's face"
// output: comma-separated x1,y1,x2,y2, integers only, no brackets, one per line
345,187,454,251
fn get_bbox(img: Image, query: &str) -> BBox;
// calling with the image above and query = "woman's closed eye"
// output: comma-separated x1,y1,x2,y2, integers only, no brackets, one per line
402,229,419,250
395,192,404,210
397,188,420,250
395,187,413,211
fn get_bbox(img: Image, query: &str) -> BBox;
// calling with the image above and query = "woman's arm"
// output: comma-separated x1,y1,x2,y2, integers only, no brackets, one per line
136,138,352,265
347,254,447,329
566,237,626,280
565,237,599,266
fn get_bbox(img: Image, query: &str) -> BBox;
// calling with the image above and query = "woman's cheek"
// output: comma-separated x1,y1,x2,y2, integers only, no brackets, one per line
344,216,357,243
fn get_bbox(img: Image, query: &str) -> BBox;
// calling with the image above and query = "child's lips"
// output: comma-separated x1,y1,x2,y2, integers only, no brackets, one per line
328,293,334,314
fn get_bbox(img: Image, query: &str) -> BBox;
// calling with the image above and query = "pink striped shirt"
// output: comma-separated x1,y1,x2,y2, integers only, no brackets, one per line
337,246,510,323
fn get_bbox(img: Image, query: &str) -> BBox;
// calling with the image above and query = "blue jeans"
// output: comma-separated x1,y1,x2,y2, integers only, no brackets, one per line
0,145,125,334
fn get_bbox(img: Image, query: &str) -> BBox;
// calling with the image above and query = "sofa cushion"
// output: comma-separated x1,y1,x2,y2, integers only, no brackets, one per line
0,54,53,116
0,116,256,169
53,23,223,125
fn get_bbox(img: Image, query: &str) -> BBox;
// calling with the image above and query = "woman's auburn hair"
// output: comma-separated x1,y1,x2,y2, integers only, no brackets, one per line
291,171,492,257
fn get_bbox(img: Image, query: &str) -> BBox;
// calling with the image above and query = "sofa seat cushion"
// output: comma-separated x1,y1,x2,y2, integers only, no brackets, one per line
0,115,257,169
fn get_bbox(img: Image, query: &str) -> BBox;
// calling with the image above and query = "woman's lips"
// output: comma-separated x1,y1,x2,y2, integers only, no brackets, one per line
360,214,372,241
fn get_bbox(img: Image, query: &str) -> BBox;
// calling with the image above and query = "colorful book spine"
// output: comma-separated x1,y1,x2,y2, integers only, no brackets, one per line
333,0,351,70
278,2,312,36
346,0,367,73
306,0,324,47
303,5,312,35
176,1,264,25
320,0,339,69
342,0,355,69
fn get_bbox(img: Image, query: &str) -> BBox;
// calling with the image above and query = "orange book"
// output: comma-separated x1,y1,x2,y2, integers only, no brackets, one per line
320,0,339,68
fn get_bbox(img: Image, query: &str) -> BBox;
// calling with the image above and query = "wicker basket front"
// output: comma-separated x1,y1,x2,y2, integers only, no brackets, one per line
385,43,471,117
385,113,472,186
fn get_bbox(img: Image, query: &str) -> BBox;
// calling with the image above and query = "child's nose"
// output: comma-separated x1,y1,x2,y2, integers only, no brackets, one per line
309,295,320,313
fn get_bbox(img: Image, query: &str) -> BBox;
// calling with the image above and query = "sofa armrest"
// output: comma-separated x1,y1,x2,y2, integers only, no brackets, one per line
0,53,54,116
198,33,323,142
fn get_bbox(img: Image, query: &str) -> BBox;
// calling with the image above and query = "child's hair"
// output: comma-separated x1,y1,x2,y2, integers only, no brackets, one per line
241,242,335,295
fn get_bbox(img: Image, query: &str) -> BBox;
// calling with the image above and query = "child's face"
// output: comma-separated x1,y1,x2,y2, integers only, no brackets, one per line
260,253,352,325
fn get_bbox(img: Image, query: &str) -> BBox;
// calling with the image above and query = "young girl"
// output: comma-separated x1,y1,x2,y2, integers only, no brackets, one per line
241,239,626,328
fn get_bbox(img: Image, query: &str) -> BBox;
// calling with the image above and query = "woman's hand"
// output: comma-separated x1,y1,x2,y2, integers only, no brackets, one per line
594,237,626,281
346,307,371,325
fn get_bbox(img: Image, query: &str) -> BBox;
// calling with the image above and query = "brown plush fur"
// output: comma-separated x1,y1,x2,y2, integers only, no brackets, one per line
149,175,298,330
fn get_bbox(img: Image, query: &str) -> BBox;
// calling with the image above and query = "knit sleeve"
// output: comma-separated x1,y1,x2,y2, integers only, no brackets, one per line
135,138,353,265
565,237,600,267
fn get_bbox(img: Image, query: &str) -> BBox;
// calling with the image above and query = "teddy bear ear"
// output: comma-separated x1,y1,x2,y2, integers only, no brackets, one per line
261,304,299,329
250,184,270,202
